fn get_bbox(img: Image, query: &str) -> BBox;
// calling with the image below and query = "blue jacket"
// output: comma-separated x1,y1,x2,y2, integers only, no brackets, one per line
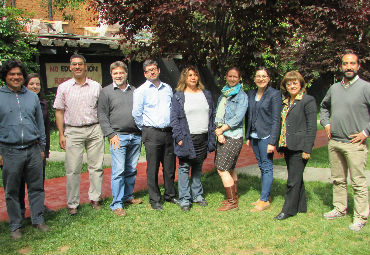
245,86,282,145
170,90,216,159
215,89,248,138
0,86,46,151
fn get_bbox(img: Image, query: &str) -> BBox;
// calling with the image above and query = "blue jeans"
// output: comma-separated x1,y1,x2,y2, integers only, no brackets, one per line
178,158,205,207
110,134,141,210
251,138,274,201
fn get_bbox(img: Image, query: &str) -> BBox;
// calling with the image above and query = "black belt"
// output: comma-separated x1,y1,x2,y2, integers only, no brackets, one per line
67,123,98,128
0,140,38,150
144,126,172,132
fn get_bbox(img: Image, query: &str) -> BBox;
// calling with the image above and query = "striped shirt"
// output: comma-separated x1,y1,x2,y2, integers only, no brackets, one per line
53,78,102,126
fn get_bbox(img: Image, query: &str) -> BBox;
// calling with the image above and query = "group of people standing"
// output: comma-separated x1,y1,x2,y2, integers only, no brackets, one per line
0,50,368,240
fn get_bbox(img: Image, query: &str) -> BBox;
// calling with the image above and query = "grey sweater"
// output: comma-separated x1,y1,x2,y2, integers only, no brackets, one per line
0,86,46,151
320,77,370,143
97,84,141,139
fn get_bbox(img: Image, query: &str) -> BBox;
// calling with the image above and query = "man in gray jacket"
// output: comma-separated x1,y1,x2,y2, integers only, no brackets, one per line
0,59,49,239
320,51,370,232
98,61,142,217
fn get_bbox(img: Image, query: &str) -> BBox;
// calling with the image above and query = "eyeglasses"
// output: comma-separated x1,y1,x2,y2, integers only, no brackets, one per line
71,62,84,66
286,81,300,87
144,67,158,73
255,75,269,79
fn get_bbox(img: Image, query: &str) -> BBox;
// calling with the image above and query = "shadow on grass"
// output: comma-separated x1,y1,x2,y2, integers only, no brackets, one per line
201,169,336,210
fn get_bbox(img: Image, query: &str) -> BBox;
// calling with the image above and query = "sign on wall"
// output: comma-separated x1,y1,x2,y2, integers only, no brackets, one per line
45,63,102,88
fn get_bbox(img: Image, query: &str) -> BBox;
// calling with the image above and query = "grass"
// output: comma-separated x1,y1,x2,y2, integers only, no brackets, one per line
0,171,369,255
50,130,146,156
274,144,370,169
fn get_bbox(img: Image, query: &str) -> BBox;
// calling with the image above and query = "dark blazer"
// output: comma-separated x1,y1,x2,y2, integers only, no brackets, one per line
170,90,216,159
245,86,282,146
283,94,317,154
40,98,50,158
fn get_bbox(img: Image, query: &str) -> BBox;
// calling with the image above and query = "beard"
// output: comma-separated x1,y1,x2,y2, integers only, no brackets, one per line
343,69,358,81
115,79,125,86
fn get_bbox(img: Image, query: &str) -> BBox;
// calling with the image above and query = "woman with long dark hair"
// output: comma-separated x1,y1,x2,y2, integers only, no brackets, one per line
245,67,282,212
21,73,52,213
170,66,215,211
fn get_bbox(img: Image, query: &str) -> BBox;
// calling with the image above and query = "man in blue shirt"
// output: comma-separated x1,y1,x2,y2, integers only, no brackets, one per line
0,59,49,240
132,60,177,210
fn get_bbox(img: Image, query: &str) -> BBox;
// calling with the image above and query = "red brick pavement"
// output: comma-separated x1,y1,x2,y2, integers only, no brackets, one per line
0,130,328,222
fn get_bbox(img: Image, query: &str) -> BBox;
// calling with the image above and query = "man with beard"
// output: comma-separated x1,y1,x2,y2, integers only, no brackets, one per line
320,50,370,232
97,61,142,217
53,54,104,215
132,60,177,211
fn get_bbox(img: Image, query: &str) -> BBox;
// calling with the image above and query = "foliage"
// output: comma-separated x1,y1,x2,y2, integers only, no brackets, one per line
0,171,369,254
42,0,88,21
89,0,370,90
45,91,56,128
0,7,39,78
90,0,294,88
280,0,370,83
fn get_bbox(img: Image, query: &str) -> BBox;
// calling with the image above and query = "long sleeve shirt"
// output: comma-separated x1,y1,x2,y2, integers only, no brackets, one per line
132,80,173,129
320,76,370,143
0,86,46,151
97,83,140,139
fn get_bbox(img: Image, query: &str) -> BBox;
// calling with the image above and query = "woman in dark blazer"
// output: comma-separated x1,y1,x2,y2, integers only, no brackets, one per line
21,73,52,213
274,71,317,220
245,67,282,212
170,66,215,212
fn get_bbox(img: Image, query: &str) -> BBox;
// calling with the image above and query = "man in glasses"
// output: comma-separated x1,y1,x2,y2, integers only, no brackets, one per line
53,54,105,215
132,60,177,210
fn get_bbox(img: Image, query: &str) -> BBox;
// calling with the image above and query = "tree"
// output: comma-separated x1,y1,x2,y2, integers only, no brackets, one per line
90,0,295,88
0,7,39,73
45,0,370,91
280,1,370,83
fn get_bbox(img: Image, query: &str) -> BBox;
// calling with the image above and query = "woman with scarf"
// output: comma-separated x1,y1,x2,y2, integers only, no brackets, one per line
215,67,248,211
170,66,216,212
274,71,317,220
245,67,282,212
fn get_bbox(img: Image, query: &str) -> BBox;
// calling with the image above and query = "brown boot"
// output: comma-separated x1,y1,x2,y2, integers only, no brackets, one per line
250,200,270,212
251,196,271,206
221,181,238,205
218,185,238,211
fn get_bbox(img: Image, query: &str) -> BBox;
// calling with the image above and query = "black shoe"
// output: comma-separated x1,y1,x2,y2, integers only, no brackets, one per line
194,199,208,207
274,212,292,220
165,198,179,204
33,223,50,232
151,202,163,211
181,205,190,212
10,229,22,240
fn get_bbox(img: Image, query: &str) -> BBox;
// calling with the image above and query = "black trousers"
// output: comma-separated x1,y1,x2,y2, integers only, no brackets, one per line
281,149,308,216
142,127,176,204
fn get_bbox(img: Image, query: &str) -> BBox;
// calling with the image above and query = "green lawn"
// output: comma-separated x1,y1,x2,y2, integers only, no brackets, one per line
274,145,370,169
0,171,368,255
50,130,146,156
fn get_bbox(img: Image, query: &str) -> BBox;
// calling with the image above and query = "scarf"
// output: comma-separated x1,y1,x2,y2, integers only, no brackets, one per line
215,83,242,126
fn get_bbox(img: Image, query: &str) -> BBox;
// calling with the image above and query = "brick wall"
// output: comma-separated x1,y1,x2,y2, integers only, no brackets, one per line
11,0,98,35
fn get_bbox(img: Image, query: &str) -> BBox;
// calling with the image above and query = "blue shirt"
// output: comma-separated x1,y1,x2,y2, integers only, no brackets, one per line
132,80,173,129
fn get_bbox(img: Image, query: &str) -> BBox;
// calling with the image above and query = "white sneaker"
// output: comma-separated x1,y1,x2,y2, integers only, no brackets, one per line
323,209,346,220
348,221,366,232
